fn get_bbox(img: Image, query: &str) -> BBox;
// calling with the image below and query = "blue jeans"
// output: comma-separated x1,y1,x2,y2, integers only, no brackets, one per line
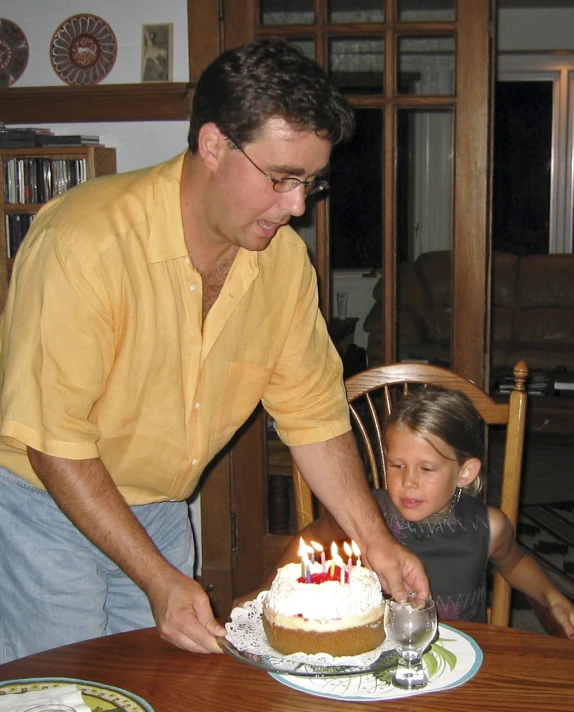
0,466,194,663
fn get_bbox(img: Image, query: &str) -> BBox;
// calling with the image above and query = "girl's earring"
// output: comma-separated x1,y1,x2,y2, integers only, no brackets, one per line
453,486,462,505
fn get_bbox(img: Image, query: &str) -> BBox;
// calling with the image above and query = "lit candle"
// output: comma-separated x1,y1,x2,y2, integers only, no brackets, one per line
307,544,315,566
311,541,326,573
330,542,338,577
344,541,353,582
351,540,362,568
298,537,307,579
303,550,312,583
337,555,345,585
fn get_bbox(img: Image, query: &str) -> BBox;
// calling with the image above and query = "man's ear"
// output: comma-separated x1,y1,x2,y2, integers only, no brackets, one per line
197,122,226,171
457,457,482,488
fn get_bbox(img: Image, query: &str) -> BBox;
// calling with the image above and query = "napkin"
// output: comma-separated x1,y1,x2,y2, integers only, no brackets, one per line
0,684,90,712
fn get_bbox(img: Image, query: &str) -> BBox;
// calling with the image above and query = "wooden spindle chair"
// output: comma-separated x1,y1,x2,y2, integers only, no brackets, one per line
292,360,528,628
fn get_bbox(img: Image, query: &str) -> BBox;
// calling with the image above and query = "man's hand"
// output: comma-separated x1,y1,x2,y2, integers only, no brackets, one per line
148,570,226,653
363,537,430,601
290,433,430,600
27,448,226,654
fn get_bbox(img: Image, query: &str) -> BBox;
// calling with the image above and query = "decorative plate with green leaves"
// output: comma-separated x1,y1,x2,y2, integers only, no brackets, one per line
270,624,483,701
0,678,154,712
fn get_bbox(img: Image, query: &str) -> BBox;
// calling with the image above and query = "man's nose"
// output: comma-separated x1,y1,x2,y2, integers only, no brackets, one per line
278,185,307,217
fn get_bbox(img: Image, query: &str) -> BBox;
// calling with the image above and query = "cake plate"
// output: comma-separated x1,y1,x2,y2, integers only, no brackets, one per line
219,593,399,677
220,594,483,689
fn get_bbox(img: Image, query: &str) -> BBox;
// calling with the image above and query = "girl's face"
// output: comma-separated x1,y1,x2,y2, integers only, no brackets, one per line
384,424,472,522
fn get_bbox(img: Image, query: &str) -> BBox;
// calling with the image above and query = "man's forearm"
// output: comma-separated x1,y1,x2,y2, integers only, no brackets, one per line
27,447,181,596
289,431,395,553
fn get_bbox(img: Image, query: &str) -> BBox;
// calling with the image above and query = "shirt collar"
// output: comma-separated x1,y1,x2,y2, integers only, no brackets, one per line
147,151,189,264
144,151,275,278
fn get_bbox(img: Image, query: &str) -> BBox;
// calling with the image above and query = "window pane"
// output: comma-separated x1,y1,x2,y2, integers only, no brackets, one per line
493,82,552,255
398,35,454,96
287,37,315,60
259,0,314,26
329,109,383,270
328,0,384,24
396,109,454,366
292,205,318,265
398,0,455,22
329,37,384,94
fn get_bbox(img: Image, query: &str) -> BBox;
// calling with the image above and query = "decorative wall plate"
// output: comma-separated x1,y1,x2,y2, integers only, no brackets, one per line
0,18,29,87
50,14,117,85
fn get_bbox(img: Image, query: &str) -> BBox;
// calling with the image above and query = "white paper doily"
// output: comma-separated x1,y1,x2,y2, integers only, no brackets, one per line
223,592,394,673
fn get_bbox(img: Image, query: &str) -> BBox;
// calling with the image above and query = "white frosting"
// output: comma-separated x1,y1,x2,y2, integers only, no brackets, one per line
264,562,384,628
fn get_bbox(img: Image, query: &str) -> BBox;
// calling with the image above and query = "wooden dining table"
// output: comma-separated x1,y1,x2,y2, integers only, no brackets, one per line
0,622,573,711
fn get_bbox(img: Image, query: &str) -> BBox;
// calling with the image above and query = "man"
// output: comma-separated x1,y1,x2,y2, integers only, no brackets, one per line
0,38,429,663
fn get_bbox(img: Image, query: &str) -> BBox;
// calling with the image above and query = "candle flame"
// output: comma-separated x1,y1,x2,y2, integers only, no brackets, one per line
298,537,307,557
330,541,338,577
310,541,323,552
351,540,361,557
343,541,352,557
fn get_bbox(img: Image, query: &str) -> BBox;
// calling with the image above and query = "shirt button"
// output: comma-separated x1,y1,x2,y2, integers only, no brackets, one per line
185,257,191,265
191,458,199,466
189,284,197,292
195,402,201,409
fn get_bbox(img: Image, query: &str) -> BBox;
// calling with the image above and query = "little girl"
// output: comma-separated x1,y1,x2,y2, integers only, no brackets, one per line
374,387,574,634
260,387,574,638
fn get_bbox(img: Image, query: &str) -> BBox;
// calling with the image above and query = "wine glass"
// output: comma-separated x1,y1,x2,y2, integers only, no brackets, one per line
384,594,438,689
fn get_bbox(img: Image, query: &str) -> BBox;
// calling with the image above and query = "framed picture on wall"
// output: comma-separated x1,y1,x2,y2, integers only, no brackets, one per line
141,23,173,82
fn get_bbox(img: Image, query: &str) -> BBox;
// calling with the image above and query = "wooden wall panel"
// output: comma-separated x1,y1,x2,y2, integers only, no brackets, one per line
0,84,192,124
198,454,234,619
452,0,495,386
188,0,223,84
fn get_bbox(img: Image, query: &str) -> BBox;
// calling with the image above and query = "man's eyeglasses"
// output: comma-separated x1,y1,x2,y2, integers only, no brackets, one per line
227,137,328,196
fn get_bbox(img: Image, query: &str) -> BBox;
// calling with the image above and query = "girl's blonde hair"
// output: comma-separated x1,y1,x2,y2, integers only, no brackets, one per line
384,387,484,496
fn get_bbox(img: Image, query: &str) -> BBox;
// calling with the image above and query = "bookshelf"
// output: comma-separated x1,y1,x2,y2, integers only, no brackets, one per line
0,145,116,309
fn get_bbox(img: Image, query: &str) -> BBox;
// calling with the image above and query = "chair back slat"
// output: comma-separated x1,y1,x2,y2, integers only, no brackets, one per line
291,360,528,628
383,384,393,417
350,402,381,490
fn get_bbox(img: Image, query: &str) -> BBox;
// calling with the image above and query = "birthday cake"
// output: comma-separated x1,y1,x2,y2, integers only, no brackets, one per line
262,561,385,656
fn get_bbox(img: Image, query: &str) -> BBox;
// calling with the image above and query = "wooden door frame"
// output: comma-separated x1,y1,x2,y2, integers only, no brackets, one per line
451,0,495,386
382,0,494,388
197,0,268,619
230,1,492,392
200,0,495,616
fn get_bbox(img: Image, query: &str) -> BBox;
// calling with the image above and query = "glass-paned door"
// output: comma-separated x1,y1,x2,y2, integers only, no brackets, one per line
205,0,494,611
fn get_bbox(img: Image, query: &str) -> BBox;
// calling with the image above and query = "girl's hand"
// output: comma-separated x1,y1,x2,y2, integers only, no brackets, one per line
549,600,574,640
530,595,574,639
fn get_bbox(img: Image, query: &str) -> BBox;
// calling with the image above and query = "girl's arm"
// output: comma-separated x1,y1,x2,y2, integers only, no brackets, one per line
488,506,574,639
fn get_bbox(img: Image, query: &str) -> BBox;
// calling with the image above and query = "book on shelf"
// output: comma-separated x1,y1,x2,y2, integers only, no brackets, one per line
554,376,574,392
4,157,88,203
495,369,552,396
4,213,34,259
35,134,100,147
0,124,54,134
0,126,55,148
